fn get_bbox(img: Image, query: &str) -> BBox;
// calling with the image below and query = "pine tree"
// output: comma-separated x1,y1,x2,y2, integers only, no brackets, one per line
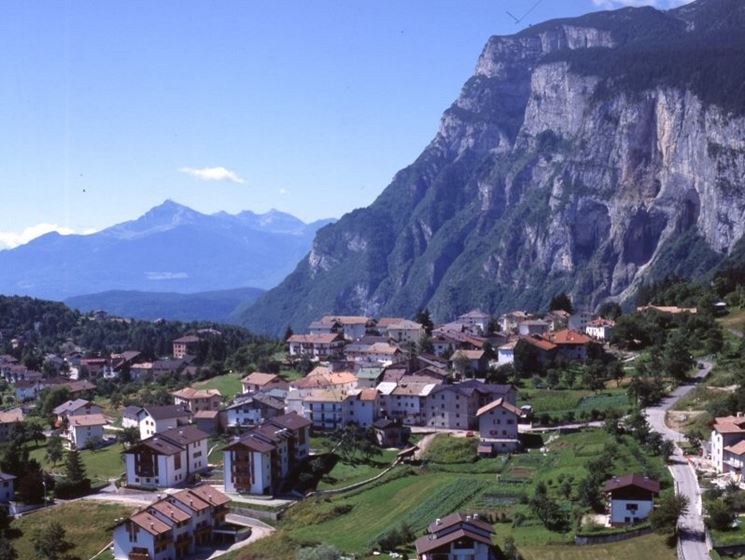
64,447,87,484
32,522,73,560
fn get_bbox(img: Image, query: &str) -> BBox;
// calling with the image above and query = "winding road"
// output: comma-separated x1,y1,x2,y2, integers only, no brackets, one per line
645,359,713,560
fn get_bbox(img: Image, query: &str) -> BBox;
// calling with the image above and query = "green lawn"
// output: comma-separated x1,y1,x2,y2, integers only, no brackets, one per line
28,442,126,485
519,389,630,418
195,372,243,397
10,501,134,560
718,308,745,333
317,448,399,491
520,533,676,560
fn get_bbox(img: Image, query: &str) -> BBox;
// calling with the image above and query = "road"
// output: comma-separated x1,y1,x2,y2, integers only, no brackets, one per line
645,358,713,560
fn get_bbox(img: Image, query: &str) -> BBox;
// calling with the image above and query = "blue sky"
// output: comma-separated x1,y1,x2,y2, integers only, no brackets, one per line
0,0,692,247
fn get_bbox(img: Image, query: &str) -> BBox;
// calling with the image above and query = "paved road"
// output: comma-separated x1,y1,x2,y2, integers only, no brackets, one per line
645,359,713,560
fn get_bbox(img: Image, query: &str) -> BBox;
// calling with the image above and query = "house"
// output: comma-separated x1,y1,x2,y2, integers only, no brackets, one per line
122,406,141,429
450,350,487,377
359,342,405,365
497,341,517,366
476,398,521,456
604,474,660,526
79,357,111,378
518,320,550,336
586,318,616,341
0,473,15,503
112,484,230,560
124,425,210,489
223,412,311,495
710,414,745,473
373,418,408,448
173,334,202,359
287,334,346,359
378,380,439,426
300,387,379,431
548,329,593,362
63,379,97,397
384,319,425,345
53,399,103,425
171,387,222,413
241,372,288,394
319,315,372,341
425,381,516,430
65,414,107,449
0,408,24,442
193,410,220,434
543,309,571,331
499,311,532,334
137,405,192,439
415,513,500,560
224,393,285,429
355,365,385,388
457,310,491,335
568,311,594,332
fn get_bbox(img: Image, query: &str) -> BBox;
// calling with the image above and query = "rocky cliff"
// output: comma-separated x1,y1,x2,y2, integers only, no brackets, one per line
243,0,745,336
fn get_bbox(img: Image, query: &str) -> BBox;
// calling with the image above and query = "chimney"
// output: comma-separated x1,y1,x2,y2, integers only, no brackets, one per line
435,518,441,525
737,412,743,417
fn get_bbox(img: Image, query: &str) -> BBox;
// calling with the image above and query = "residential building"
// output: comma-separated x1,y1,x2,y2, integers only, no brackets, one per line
287,334,345,359
122,406,141,429
308,319,341,336
0,408,23,442
384,319,425,345
112,484,230,560
241,372,288,394
378,380,439,426
424,381,516,430
497,341,517,366
476,398,521,456
319,315,372,341
373,418,408,448
224,393,285,429
223,413,311,495
456,310,491,335
137,405,192,439
586,318,616,341
568,311,594,332
549,330,593,362
518,320,550,336
711,414,745,473
355,364,385,388
171,387,222,413
300,387,379,431
415,513,500,560
450,349,487,377
124,425,210,489
358,342,405,365
499,311,531,334
0,473,15,503
53,399,103,424
66,414,107,449
173,334,202,359
604,474,660,526
193,410,220,434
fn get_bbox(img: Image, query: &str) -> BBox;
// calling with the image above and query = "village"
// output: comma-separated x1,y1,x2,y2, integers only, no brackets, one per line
0,294,741,560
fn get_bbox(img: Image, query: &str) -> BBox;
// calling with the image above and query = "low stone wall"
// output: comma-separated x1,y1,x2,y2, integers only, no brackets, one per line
574,526,652,545
229,505,283,522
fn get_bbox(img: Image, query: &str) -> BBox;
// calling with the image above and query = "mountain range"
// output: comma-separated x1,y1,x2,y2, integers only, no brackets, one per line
0,200,333,301
242,0,745,336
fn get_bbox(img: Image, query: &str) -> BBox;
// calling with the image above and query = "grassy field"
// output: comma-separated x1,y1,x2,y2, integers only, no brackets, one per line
9,501,134,559
718,308,745,333
27,441,126,485
195,372,243,397
317,447,399,491
520,533,677,560
519,388,631,418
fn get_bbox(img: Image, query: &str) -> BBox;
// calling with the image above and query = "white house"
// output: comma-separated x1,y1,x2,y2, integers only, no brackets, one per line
223,412,311,495
476,398,521,456
287,334,346,359
224,393,285,429
710,414,745,473
299,387,379,431
384,319,425,345
66,414,107,449
137,405,192,439
518,320,550,336
112,484,229,560
586,318,616,341
497,341,516,366
124,425,209,489
53,399,103,425
0,473,15,503
415,513,498,560
457,310,491,335
378,380,438,426
320,315,371,341
604,474,660,526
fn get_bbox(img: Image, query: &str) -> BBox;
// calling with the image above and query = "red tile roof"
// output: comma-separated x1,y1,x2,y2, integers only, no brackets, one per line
604,474,660,494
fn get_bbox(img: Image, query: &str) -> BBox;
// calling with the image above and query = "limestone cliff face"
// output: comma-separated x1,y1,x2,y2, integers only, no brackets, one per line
244,0,745,335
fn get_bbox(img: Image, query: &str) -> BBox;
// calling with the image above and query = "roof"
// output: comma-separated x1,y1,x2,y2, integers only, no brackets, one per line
459,309,490,320
194,410,219,419
173,335,201,344
320,315,370,325
415,529,493,554
0,408,23,424
476,398,522,417
385,319,423,330
724,440,745,456
452,349,485,360
391,382,437,397
366,342,402,355
520,335,558,352
713,416,745,434
68,414,107,427
123,405,142,419
427,512,495,535
604,474,660,494
0,472,15,482
303,390,349,403
142,405,191,421
287,334,344,344
186,484,230,507
53,398,93,415
171,387,221,400
228,434,276,453
587,318,616,327
156,425,209,446
293,370,357,389
65,380,96,393
169,489,210,512
549,329,592,345
130,511,172,535
358,388,378,401
149,500,191,523
241,372,280,386
269,412,312,431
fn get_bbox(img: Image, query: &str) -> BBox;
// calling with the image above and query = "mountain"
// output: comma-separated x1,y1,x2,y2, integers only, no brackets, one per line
242,0,745,336
0,201,334,300
64,287,264,324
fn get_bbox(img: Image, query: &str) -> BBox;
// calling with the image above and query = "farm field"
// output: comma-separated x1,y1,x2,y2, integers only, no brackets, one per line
519,388,631,419
9,501,134,560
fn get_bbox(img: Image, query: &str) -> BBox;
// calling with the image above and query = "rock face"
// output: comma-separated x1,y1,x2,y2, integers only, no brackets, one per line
243,0,745,336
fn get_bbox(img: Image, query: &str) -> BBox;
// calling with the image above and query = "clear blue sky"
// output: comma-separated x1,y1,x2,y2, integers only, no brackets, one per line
0,0,689,247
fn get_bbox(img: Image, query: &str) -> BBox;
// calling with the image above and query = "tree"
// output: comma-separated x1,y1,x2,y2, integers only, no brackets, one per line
0,538,17,560
283,325,294,341
598,301,622,320
415,309,434,337
706,498,735,531
64,447,87,485
39,387,71,418
32,522,74,560
549,292,573,314
502,536,522,560
45,436,64,466
650,494,689,536
118,426,140,448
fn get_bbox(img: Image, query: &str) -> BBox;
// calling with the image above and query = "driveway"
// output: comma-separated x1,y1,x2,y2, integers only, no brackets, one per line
645,359,713,560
